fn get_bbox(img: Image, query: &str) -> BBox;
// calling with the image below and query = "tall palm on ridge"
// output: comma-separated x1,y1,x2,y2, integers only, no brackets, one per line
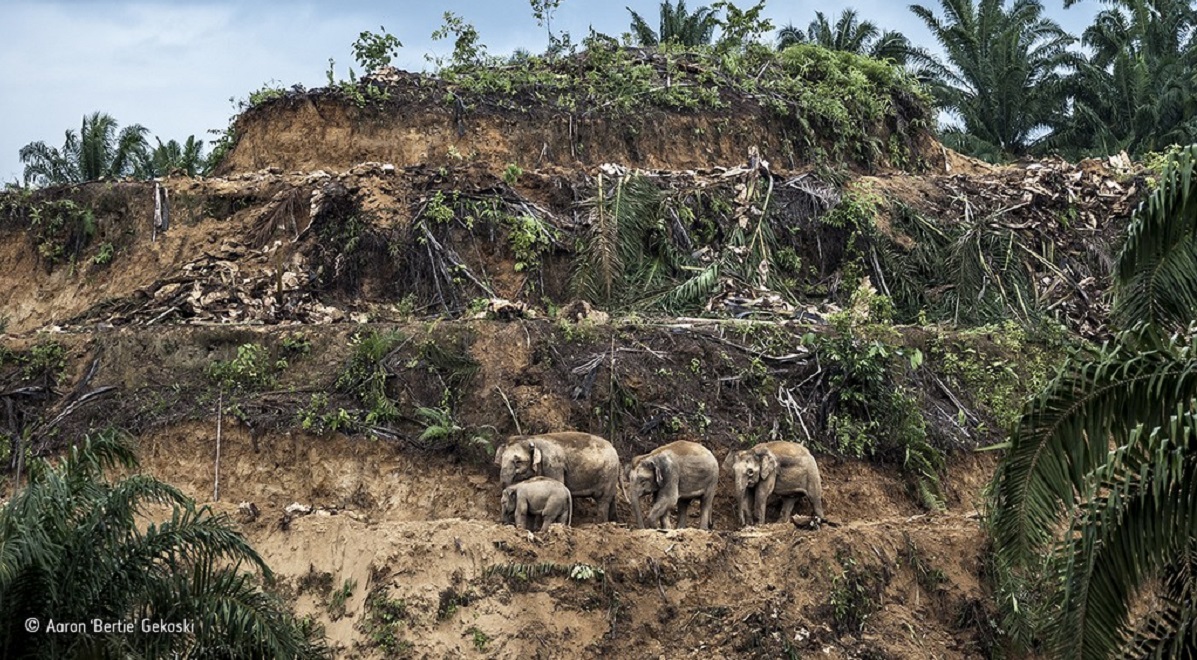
909,0,1077,161
0,430,328,658
19,111,148,187
627,0,719,47
989,144,1197,658
135,135,206,179
777,9,917,65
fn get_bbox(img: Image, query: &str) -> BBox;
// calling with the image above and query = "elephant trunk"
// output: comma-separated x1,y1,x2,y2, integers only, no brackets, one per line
734,470,750,497
499,465,516,489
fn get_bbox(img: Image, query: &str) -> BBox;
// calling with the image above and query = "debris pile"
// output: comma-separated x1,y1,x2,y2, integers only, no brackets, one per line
905,153,1143,337
72,239,358,326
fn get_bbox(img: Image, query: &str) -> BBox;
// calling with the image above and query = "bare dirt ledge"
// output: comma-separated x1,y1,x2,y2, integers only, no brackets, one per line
139,423,994,659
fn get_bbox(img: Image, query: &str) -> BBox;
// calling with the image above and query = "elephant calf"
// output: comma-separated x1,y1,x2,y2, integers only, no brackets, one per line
501,476,573,532
495,432,621,523
724,440,824,527
625,440,719,530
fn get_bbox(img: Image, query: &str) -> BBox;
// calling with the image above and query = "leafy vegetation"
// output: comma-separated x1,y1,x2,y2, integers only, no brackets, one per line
361,588,412,656
207,342,282,392
627,0,721,47
27,199,96,269
827,550,890,635
134,136,206,178
910,0,1077,162
776,9,923,67
0,430,328,658
989,144,1197,657
806,286,946,509
336,330,406,425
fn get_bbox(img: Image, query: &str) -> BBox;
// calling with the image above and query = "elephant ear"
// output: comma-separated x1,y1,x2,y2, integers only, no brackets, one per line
759,450,779,482
722,450,738,473
528,440,543,475
654,454,677,488
494,443,507,467
503,487,516,512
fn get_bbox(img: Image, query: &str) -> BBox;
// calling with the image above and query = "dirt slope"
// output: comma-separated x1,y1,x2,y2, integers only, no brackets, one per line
0,60,1137,659
138,423,995,659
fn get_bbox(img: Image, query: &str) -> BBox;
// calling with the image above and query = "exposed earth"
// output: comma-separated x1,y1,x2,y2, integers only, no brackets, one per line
0,68,1142,658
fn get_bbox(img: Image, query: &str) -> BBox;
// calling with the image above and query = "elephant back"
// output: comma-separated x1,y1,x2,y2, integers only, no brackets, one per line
759,441,821,494
535,432,620,498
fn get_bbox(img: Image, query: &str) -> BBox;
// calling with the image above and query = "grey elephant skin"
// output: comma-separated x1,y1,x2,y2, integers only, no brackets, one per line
723,441,825,527
500,476,572,531
494,432,620,523
625,440,719,530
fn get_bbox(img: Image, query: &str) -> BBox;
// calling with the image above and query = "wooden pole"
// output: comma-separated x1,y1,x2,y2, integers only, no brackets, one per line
213,391,222,502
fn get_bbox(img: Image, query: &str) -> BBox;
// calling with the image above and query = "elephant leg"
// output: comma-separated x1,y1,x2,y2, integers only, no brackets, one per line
808,491,825,520
675,498,692,529
596,489,615,524
779,496,799,520
753,485,771,525
647,494,677,529
737,491,752,528
698,487,716,530
515,501,529,530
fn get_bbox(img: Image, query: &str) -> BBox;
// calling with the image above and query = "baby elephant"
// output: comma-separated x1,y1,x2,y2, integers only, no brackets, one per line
500,476,573,532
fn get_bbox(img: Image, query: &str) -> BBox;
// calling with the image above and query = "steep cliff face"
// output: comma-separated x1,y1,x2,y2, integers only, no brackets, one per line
215,47,938,176
217,93,812,174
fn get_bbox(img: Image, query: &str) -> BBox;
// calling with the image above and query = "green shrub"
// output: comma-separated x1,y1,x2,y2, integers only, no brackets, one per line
336,330,405,424
827,551,889,635
207,343,279,391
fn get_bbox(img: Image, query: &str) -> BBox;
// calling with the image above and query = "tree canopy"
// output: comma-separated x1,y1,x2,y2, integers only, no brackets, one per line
0,430,328,659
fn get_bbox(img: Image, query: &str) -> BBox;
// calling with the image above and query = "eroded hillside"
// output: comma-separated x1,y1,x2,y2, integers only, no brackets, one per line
0,49,1146,659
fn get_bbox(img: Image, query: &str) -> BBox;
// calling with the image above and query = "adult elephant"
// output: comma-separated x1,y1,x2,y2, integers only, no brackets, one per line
723,441,824,527
494,432,620,523
624,440,719,530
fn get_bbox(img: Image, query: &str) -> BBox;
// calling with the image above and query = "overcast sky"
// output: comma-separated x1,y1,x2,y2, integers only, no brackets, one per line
0,0,1101,183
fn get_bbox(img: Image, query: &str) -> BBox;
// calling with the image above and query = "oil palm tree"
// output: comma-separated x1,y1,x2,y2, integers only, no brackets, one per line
1052,0,1197,158
135,136,206,179
909,0,1078,161
776,10,918,65
989,144,1197,658
627,0,719,47
19,112,149,187
0,430,328,658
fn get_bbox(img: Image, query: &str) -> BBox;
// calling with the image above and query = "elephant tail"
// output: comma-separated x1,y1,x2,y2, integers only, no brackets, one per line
567,489,573,527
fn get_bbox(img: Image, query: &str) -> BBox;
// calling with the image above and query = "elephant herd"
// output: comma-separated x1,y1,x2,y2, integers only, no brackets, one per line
495,432,825,532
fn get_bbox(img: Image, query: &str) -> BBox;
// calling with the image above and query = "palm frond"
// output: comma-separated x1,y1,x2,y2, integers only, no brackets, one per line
989,336,1197,568
1114,144,1197,334
1049,413,1197,659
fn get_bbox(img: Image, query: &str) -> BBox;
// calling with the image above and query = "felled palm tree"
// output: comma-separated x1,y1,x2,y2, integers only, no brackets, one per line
135,136,206,178
909,0,1077,161
627,0,719,47
989,144,1197,658
776,10,918,65
0,430,328,658
19,112,148,187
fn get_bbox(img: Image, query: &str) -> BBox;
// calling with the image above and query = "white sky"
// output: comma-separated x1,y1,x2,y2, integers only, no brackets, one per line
0,0,1100,183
